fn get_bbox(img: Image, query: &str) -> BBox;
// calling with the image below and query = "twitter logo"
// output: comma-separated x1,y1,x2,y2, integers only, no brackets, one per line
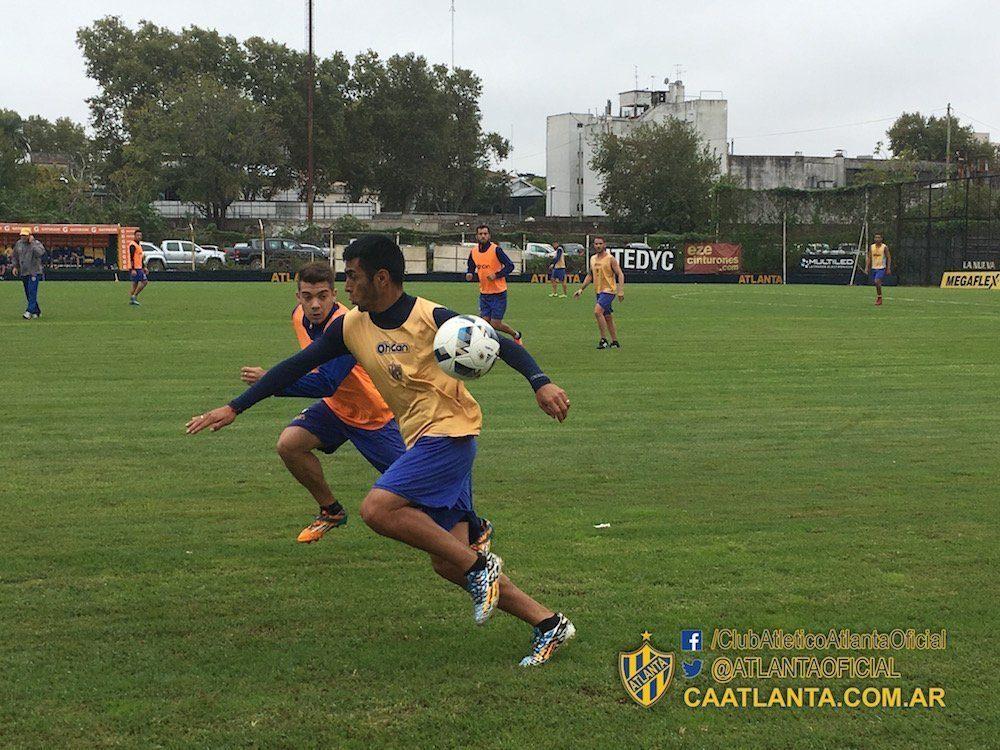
682,660,702,679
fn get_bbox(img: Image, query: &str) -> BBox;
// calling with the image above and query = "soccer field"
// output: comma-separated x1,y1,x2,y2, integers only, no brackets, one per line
1,280,997,749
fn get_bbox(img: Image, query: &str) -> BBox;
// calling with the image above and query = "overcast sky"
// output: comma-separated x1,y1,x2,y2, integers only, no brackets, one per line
4,0,998,174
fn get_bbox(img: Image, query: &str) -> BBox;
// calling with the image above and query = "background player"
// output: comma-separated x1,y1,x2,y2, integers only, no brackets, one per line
465,224,522,341
548,241,567,298
865,233,892,306
128,230,148,306
574,236,625,349
188,236,573,667
238,262,406,543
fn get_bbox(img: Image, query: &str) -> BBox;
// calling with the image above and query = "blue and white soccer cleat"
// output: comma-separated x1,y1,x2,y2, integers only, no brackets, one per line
466,552,502,625
519,613,576,667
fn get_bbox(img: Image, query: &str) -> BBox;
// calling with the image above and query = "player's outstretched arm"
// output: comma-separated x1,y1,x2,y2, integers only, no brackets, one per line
574,273,592,298
187,317,349,435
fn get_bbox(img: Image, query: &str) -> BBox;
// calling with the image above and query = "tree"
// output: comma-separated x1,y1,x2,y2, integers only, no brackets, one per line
21,115,92,180
887,112,996,164
345,52,508,211
129,78,285,227
591,119,720,232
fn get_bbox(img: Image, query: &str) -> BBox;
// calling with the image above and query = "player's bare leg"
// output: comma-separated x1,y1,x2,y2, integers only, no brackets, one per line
605,314,620,348
430,521,552,625
549,276,558,297
875,278,883,305
430,522,574,665
560,279,568,297
277,426,335,505
277,426,346,543
360,489,504,623
490,318,521,340
593,303,610,347
360,489,478,567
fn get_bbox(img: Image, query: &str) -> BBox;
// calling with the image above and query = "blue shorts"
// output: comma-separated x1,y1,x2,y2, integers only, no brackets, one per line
551,268,566,281
479,291,507,320
290,402,405,472
870,268,887,282
374,436,477,531
130,269,148,282
596,292,615,315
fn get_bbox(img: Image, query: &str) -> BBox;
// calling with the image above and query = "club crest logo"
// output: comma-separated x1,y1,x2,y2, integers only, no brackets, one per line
619,632,674,708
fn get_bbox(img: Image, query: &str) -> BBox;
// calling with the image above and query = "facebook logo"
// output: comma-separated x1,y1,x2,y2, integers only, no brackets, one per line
681,629,703,651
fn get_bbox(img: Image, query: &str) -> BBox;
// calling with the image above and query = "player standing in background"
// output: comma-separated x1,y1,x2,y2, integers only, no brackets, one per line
574,236,625,349
128,230,149,306
12,228,45,319
548,241,568,298
465,224,523,342
189,236,574,667
865,233,892,306
238,262,408,543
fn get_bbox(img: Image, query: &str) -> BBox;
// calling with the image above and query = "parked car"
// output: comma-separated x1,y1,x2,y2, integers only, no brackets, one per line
523,242,556,258
298,243,331,259
143,240,227,270
200,244,221,253
561,242,586,256
226,238,327,269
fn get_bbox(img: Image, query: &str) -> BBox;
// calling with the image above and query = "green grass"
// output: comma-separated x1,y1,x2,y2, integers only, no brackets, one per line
0,279,997,749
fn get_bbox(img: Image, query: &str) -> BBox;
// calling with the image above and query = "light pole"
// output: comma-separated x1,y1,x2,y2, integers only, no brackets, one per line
306,0,315,224
548,185,557,217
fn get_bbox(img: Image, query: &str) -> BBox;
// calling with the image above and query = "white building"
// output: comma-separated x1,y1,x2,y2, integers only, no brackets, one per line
546,81,728,217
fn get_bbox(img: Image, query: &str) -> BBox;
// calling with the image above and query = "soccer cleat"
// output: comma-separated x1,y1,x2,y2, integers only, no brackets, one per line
875,297,883,306
130,297,141,306
22,311,31,319
558,294,567,298
519,613,576,667
597,339,610,350
296,508,348,543
471,517,494,554
548,293,558,298
466,552,503,624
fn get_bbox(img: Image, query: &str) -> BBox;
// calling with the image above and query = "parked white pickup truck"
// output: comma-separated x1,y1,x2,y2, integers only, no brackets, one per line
141,240,227,270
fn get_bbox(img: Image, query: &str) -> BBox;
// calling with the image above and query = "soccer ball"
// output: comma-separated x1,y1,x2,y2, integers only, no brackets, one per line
433,315,501,380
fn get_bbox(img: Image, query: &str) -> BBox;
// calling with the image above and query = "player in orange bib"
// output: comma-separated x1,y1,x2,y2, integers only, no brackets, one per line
465,224,523,341
189,237,575,667
127,230,148,306
237,263,409,543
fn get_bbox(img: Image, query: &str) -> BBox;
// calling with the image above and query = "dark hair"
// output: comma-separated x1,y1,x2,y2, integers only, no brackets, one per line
476,224,491,233
298,261,335,288
343,234,405,284
593,235,606,242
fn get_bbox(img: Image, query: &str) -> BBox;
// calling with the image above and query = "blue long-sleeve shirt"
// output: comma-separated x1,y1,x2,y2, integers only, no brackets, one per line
467,243,516,279
230,294,550,414
277,305,357,398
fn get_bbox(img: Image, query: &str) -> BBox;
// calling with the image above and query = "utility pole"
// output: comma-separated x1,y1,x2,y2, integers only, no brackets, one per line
306,0,315,224
450,1,456,70
945,102,952,179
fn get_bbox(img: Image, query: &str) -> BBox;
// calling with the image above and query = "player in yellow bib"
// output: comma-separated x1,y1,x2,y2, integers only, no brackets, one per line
574,236,625,348
188,235,576,667
864,233,892,306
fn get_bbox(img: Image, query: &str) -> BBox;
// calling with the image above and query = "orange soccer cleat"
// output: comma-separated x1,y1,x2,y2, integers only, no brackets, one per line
297,507,348,543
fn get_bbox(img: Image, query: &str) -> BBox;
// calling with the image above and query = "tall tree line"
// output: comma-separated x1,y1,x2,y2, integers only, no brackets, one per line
75,17,509,225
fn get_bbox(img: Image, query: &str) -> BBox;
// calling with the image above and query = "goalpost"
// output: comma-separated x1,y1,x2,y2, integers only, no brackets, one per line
849,190,870,286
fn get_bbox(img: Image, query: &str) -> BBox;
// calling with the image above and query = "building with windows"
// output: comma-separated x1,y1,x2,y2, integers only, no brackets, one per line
546,80,728,217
